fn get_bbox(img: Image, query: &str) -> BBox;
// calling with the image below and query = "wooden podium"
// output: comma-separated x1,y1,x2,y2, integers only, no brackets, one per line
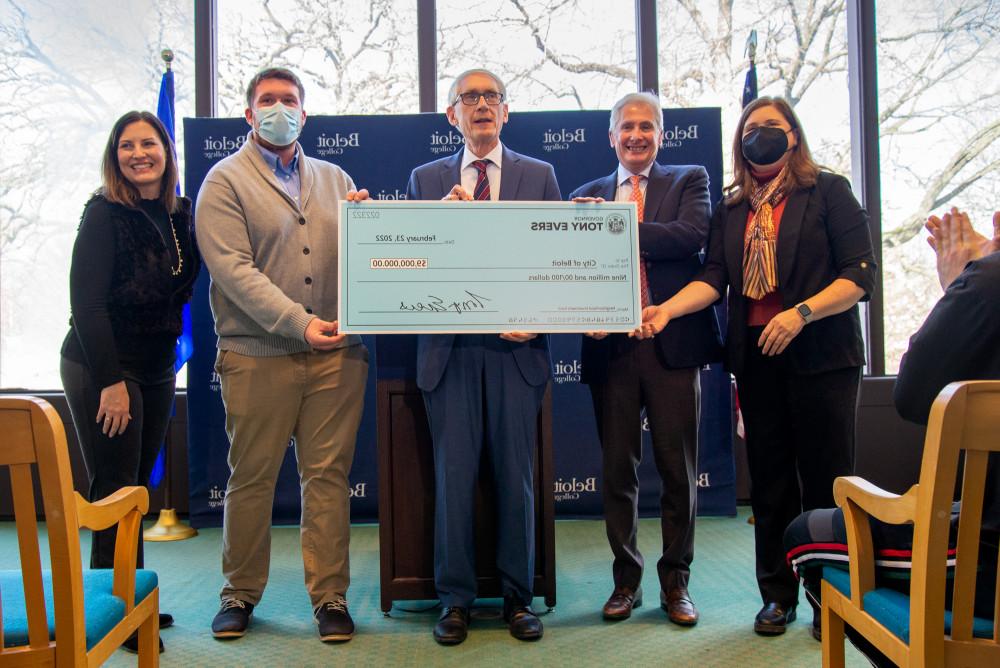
376,378,556,613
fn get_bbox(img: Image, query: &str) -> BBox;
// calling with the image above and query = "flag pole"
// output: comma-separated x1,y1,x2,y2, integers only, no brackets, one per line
145,46,197,542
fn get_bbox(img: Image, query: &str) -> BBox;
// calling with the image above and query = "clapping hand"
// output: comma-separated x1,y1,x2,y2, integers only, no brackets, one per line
926,208,1000,289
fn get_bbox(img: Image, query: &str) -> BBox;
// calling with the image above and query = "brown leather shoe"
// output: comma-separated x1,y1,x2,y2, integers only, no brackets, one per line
602,586,642,620
661,587,699,626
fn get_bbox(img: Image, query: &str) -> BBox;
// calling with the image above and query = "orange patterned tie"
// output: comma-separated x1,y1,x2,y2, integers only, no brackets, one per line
630,175,651,308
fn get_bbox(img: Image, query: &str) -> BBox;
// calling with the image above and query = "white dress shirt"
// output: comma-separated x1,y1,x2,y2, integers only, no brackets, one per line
459,142,504,201
614,162,653,203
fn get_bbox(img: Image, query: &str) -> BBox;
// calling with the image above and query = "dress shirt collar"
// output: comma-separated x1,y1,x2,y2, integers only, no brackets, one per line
461,142,504,171
252,135,300,178
617,162,653,187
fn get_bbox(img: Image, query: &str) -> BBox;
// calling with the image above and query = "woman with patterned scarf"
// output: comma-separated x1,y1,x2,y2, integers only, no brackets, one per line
633,96,877,636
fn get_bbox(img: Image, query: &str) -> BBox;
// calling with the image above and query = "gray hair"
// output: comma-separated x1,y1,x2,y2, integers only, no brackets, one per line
446,69,508,106
609,92,662,133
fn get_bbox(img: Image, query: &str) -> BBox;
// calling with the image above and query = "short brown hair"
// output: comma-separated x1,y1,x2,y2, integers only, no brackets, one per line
245,67,305,108
724,96,820,206
100,111,179,213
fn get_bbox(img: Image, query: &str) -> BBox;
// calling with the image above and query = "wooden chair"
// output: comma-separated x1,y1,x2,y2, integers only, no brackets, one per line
0,396,159,667
822,381,1000,667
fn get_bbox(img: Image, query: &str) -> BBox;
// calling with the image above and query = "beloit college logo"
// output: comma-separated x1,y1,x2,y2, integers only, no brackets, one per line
316,132,360,157
202,134,246,159
660,124,699,149
429,130,464,155
542,127,586,153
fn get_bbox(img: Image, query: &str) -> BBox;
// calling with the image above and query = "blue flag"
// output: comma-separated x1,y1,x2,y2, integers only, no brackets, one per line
156,68,191,374
742,61,758,108
151,68,188,490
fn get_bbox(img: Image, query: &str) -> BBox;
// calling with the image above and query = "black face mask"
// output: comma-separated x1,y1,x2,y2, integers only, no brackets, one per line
741,126,790,166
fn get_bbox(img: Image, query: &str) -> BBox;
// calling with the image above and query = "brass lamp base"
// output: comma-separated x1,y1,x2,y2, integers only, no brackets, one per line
143,508,198,541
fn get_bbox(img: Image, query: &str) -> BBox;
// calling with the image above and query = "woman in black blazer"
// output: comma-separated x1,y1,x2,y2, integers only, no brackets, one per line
635,96,876,635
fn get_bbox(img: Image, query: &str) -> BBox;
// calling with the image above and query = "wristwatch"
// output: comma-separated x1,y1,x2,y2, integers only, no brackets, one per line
795,302,813,323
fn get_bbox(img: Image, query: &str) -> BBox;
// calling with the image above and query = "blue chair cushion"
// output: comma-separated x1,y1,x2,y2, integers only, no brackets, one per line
822,566,994,643
1,568,157,650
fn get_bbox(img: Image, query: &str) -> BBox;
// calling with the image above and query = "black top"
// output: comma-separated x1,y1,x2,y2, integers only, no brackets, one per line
61,194,200,387
697,172,878,377
894,252,1000,531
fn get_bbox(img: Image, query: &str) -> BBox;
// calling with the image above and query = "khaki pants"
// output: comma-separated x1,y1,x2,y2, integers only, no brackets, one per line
215,345,368,607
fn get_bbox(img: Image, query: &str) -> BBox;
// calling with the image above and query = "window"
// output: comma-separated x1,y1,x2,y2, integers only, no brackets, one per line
436,0,636,111
216,0,419,116
876,0,999,372
0,0,194,389
657,0,852,187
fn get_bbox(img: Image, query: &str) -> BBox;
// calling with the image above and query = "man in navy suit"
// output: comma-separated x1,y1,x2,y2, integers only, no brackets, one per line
405,68,561,645
570,92,721,626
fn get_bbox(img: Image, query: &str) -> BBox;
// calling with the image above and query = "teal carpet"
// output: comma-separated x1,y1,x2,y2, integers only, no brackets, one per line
2,508,869,667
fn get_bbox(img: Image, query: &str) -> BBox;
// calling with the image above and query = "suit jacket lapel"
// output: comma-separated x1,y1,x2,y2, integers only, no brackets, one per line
499,146,522,200
438,151,463,197
598,172,617,201
777,187,808,289
643,163,672,220
727,200,751,297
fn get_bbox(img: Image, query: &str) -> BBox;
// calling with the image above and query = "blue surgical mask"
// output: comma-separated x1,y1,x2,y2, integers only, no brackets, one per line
255,102,301,146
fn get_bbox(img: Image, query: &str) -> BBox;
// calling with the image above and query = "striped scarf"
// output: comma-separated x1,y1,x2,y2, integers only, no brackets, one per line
742,166,788,300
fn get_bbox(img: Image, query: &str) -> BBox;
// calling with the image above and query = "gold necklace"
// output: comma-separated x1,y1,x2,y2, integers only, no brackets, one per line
168,218,183,276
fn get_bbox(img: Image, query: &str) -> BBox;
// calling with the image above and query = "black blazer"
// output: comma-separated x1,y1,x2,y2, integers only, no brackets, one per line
570,163,722,384
698,171,877,377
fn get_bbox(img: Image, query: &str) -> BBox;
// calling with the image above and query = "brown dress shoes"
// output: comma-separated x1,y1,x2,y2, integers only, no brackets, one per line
602,586,643,620
661,587,700,626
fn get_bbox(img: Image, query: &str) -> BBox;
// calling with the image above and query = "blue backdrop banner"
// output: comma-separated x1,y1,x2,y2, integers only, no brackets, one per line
183,108,734,528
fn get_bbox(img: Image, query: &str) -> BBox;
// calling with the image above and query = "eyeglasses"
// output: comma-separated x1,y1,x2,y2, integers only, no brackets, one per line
453,91,505,106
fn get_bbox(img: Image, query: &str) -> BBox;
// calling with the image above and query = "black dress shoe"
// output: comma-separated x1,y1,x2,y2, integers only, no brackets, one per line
315,599,355,642
121,632,164,654
811,607,822,641
211,599,254,639
754,602,796,636
503,597,543,641
603,586,642,620
433,607,469,645
159,613,174,629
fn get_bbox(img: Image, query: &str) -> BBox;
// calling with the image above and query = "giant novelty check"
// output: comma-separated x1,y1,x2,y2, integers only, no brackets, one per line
338,200,641,334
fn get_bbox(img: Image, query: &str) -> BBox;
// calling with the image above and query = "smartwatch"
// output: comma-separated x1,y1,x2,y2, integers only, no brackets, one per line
795,302,813,323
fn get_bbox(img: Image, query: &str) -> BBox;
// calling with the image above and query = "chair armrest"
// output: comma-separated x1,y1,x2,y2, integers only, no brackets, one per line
74,487,149,532
833,477,918,526
75,488,149,611
832,476,919,606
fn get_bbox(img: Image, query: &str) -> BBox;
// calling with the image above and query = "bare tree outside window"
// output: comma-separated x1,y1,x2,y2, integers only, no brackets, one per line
0,0,193,388
876,0,999,371
216,0,418,115
436,0,636,110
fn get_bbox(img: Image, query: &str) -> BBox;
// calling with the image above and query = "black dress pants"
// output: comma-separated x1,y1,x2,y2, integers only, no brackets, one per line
588,336,700,592
736,333,860,607
61,356,176,569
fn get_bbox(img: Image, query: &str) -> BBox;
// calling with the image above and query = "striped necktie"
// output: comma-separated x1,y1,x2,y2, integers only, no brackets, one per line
630,175,651,308
472,160,491,201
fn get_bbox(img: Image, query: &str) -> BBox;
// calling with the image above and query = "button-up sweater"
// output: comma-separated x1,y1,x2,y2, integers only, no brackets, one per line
196,135,361,356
